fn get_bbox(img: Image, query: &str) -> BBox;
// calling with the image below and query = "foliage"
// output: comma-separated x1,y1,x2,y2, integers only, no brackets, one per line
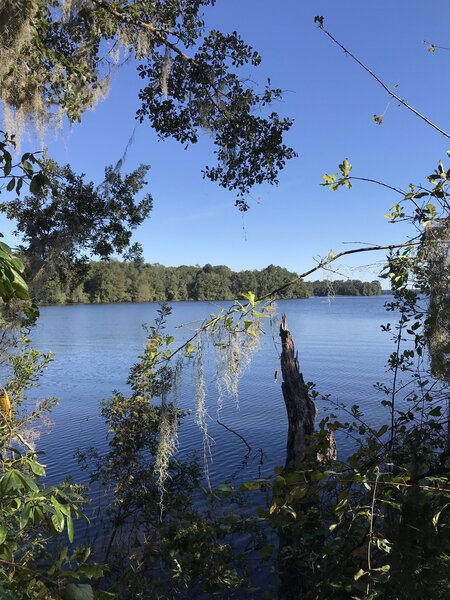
233,155,449,598
0,130,46,321
0,336,106,599
0,159,152,296
221,277,448,599
0,4,448,599
77,306,268,598
21,258,381,305
0,0,295,208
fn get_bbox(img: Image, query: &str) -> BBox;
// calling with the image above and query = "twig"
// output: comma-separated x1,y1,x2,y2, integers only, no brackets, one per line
317,22,450,140
348,177,423,211
93,0,198,65
217,419,251,452
424,41,450,51
367,470,379,595
257,240,420,301
164,239,420,363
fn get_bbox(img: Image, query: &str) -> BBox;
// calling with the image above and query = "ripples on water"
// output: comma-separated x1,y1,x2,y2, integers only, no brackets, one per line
3,295,404,500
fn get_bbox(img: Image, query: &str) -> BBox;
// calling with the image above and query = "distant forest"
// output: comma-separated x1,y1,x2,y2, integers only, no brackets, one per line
33,261,382,305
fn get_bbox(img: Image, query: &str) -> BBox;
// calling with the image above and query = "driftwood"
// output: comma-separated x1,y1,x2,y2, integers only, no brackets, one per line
280,314,317,471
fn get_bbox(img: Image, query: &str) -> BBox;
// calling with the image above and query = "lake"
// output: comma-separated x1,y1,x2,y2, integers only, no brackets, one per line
10,295,401,494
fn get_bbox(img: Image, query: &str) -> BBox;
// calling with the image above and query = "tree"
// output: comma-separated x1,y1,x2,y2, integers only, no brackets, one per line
0,0,295,210
0,4,449,598
1,161,152,298
0,337,105,598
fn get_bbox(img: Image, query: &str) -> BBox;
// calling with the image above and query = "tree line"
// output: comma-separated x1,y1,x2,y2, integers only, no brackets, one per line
0,2,447,599
31,260,382,304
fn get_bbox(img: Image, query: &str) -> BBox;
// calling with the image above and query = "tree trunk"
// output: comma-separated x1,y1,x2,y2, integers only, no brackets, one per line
280,314,317,471
277,315,336,600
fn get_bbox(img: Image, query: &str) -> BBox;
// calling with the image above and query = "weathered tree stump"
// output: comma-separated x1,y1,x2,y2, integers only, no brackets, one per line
277,314,336,600
280,314,317,471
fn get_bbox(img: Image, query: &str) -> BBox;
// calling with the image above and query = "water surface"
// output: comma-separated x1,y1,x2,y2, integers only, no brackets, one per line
14,296,399,490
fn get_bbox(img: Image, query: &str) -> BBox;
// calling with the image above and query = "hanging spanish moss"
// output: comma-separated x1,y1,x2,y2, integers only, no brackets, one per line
423,219,450,381
0,0,153,145
154,390,179,514
214,315,262,412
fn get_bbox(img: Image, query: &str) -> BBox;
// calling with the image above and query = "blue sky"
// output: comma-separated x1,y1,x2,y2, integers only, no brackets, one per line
2,0,450,282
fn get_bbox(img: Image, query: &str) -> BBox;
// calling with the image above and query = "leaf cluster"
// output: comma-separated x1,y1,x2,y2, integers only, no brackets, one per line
0,336,107,599
0,160,153,296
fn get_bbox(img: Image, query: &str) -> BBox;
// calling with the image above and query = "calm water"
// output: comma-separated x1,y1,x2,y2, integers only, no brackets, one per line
9,296,400,492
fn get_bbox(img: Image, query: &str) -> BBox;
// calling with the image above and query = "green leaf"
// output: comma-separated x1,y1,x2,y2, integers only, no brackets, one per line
239,481,260,492
67,513,74,543
10,257,24,272
354,568,366,581
51,498,65,529
432,503,449,530
63,583,94,600
0,469,37,496
3,155,11,176
241,291,255,306
0,524,7,545
339,158,352,177
288,485,308,500
29,173,48,194
22,161,34,177
377,424,389,436
217,483,235,492
19,504,32,530
29,460,45,477
23,303,40,322
6,178,15,192
283,505,297,519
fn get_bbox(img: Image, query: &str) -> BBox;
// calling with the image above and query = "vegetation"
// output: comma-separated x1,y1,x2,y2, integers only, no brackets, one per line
0,336,105,599
0,2,448,599
26,259,382,305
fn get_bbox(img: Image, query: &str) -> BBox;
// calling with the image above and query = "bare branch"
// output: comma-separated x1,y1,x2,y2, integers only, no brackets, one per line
317,22,450,140
166,239,420,362
257,240,420,301
217,419,251,452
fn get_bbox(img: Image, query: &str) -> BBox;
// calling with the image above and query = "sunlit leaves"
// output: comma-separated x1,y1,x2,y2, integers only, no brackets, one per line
321,157,352,190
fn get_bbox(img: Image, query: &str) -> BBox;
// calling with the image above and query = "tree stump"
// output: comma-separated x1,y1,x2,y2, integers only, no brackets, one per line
278,315,337,599
280,314,317,471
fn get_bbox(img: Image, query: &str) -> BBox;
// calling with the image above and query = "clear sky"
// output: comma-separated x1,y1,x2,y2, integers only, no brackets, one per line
2,0,450,282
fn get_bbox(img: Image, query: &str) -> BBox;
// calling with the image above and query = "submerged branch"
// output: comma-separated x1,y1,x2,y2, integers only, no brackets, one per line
217,419,251,452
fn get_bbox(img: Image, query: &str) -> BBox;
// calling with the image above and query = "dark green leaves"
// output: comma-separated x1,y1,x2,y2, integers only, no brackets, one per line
0,469,38,497
1,131,47,197
137,30,295,209
0,160,153,299
0,239,32,307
